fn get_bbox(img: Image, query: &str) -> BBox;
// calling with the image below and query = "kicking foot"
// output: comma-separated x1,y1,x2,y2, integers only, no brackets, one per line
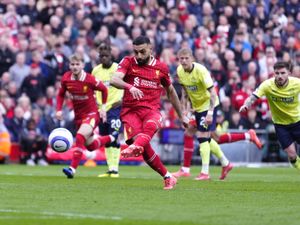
248,129,262,149
121,144,144,158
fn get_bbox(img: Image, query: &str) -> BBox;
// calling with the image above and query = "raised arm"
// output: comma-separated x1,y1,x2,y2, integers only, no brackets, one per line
239,94,259,112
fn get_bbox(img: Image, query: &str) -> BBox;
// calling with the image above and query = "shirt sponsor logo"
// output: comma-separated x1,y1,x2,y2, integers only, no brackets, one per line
271,96,294,103
133,77,158,88
186,85,198,91
70,95,89,100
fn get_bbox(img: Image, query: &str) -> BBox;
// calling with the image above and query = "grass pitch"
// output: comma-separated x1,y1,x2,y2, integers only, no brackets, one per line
0,165,299,225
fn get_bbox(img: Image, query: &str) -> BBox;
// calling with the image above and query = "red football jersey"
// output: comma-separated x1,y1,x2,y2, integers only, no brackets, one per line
117,56,171,110
56,71,108,121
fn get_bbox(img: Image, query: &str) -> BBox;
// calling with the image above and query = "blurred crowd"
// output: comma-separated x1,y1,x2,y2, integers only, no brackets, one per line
0,0,300,163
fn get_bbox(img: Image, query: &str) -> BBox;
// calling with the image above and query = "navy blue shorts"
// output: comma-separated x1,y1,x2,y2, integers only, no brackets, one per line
274,120,300,149
99,106,123,136
194,107,218,132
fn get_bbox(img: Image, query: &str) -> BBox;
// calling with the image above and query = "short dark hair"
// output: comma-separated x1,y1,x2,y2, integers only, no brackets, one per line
97,41,111,52
273,61,293,72
132,36,151,45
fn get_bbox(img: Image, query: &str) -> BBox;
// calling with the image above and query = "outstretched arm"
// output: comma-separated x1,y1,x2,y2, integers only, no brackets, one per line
239,94,259,112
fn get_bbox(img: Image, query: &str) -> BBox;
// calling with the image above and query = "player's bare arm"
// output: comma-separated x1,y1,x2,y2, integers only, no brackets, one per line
55,84,66,121
166,85,189,128
95,80,108,123
239,94,258,112
205,86,217,125
110,72,144,100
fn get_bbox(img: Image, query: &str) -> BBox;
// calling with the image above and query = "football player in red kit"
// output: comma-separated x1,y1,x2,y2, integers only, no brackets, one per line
56,54,118,178
110,36,188,190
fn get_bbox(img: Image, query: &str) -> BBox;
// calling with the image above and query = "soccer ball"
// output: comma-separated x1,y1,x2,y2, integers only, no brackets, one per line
48,128,73,153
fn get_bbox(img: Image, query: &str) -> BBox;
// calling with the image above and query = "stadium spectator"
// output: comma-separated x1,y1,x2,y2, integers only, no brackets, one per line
4,105,26,142
0,35,15,77
0,112,11,164
19,63,46,103
9,52,30,89
19,118,48,166
110,36,188,189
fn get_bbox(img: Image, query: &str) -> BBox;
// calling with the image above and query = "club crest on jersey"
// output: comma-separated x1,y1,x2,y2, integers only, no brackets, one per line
156,70,160,78
127,126,132,135
83,85,88,93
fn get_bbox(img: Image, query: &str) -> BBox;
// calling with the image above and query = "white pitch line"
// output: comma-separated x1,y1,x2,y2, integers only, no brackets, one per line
0,209,122,220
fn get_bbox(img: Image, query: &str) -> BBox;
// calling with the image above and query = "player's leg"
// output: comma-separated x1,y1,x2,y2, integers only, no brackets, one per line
107,109,122,177
284,143,300,169
209,138,233,180
98,108,122,177
142,143,177,190
120,110,145,158
63,123,93,178
131,109,161,148
173,126,196,178
281,123,300,170
193,110,213,180
217,129,262,149
194,133,211,180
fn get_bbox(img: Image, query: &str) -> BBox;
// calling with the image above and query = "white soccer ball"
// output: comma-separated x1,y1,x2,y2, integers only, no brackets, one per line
48,128,74,153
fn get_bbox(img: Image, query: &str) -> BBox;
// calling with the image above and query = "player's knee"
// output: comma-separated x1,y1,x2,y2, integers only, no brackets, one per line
145,120,159,132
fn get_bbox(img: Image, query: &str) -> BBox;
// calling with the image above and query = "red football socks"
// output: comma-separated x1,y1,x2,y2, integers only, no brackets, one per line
183,135,194,167
70,149,83,169
218,133,246,144
143,143,167,177
86,135,111,150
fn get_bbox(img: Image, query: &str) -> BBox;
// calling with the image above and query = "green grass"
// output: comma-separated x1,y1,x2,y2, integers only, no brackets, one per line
0,165,299,225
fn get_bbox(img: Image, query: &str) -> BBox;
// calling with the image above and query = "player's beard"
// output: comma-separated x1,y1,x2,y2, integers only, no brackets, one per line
136,55,150,66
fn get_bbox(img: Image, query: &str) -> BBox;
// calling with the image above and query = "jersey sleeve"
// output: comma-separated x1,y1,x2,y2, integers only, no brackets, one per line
93,77,108,104
56,77,67,111
116,57,130,75
160,63,172,87
201,66,214,89
176,66,183,85
253,80,268,98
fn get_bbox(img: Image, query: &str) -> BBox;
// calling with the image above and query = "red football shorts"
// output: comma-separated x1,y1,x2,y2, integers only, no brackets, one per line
121,107,162,142
75,112,100,131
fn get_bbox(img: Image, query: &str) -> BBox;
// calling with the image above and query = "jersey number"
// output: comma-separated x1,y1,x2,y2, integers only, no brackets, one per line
199,116,207,129
111,119,121,129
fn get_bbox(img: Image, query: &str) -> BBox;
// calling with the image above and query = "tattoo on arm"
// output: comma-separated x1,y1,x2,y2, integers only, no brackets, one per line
245,94,258,108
